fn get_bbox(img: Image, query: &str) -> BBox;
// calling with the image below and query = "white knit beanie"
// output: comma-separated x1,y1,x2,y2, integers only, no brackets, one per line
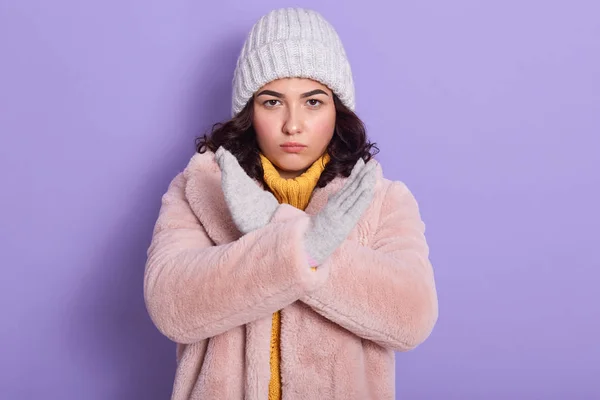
231,7,355,117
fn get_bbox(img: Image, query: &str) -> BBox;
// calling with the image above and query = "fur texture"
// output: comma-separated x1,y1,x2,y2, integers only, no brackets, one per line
143,150,438,399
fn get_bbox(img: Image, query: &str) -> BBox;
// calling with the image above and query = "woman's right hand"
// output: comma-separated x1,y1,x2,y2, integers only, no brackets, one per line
215,146,280,235
304,157,378,267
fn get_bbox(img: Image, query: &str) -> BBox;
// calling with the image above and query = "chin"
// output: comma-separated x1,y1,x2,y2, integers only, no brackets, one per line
278,161,309,172
273,156,311,174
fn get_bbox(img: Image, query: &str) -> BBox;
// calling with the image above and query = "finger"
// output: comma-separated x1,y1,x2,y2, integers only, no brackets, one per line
342,164,377,216
220,151,245,192
350,157,365,175
338,161,377,211
222,152,253,191
320,161,373,222
329,158,366,202
222,150,247,178
221,152,269,210
361,160,378,190
215,146,227,169
336,159,376,205
344,185,375,222
215,146,224,157
219,148,243,172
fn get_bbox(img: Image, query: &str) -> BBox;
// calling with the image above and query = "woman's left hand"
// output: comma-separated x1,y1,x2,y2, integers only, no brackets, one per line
303,157,377,267
215,146,280,235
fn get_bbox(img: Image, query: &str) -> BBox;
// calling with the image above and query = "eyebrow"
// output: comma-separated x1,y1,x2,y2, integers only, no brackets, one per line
255,89,329,98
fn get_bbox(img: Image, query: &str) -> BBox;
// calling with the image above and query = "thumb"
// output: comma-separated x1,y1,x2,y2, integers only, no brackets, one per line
215,146,226,169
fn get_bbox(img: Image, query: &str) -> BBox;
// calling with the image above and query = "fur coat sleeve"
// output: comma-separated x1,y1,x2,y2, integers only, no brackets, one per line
301,180,439,351
269,180,438,351
144,156,438,352
143,172,329,344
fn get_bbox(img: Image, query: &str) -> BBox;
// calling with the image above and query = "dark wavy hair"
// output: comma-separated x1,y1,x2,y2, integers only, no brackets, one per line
195,93,379,189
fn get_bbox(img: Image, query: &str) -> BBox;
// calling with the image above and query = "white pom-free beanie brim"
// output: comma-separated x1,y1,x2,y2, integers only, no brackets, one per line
231,8,355,116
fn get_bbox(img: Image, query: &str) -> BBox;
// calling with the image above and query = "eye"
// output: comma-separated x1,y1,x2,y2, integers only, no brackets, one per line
307,99,322,107
263,99,281,108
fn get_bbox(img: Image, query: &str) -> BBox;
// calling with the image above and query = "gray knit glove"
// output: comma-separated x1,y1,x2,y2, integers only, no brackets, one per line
215,146,279,235
215,146,377,268
304,158,377,267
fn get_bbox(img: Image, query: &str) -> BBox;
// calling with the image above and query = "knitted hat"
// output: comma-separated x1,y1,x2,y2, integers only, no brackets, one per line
231,7,355,117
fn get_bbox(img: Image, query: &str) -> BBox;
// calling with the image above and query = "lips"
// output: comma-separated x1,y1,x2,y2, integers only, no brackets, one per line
280,143,307,153
281,142,306,148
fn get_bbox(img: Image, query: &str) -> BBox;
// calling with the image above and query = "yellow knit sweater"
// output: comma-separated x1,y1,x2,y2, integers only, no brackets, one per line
259,151,331,400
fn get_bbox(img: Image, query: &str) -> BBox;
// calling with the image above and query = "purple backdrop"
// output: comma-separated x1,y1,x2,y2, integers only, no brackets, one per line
1,1,599,398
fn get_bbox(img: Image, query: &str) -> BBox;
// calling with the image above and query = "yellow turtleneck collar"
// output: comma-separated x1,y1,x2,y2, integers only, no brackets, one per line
259,152,331,210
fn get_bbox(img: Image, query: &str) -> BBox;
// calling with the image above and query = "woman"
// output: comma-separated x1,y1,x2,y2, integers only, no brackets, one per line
144,7,438,400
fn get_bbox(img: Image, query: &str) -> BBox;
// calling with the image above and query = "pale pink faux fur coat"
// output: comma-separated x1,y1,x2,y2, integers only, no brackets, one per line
143,150,438,399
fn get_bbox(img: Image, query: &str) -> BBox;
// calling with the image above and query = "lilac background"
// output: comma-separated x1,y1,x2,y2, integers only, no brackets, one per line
1,0,599,398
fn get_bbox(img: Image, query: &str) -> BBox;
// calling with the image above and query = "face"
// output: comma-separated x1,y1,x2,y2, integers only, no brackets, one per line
252,77,336,179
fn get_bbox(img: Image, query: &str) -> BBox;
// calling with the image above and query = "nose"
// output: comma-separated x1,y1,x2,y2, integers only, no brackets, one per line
282,106,303,135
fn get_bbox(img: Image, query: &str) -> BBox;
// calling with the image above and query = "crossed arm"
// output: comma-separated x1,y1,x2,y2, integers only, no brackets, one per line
144,173,438,351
